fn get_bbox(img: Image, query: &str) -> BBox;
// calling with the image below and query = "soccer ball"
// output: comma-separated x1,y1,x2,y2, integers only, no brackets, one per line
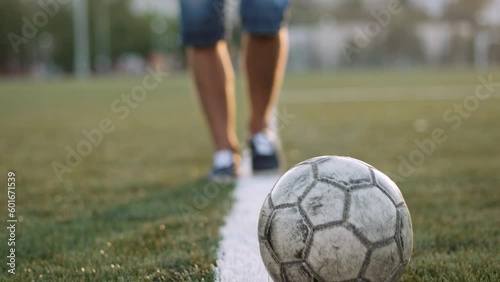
258,156,413,282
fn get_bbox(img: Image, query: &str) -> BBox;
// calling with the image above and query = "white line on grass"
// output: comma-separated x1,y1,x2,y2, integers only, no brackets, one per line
216,155,279,282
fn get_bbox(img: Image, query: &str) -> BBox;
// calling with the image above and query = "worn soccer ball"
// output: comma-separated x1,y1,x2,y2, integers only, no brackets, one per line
258,156,413,282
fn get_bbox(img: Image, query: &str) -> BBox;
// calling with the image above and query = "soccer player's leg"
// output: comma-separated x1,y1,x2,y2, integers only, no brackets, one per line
240,0,290,172
180,0,239,181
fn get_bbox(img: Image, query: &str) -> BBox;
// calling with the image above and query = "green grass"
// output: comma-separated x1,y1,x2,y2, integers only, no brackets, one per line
1,69,499,281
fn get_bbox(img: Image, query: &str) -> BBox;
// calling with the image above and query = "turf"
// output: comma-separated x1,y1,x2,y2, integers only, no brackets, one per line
1,69,499,281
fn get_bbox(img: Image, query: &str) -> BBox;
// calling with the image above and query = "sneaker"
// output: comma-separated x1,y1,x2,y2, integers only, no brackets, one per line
206,149,238,182
249,130,280,172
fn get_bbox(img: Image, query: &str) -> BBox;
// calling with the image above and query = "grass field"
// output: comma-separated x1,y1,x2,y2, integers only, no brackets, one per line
1,69,499,281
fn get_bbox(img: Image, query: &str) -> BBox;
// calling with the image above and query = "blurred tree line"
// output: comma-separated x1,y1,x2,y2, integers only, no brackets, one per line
0,0,180,74
0,0,496,74
289,0,493,67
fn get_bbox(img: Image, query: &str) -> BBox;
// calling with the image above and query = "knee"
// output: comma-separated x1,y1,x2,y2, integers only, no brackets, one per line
188,43,219,53
248,33,280,40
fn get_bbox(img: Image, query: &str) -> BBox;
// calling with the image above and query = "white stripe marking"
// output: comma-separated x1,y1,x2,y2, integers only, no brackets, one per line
216,156,279,281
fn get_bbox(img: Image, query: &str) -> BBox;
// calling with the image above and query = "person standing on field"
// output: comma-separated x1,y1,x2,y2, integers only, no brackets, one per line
179,0,290,181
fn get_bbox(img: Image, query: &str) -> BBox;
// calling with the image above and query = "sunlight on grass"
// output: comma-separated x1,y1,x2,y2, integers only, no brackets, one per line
1,70,499,281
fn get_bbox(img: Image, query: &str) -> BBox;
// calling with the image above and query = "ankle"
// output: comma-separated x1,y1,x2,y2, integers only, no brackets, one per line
249,119,268,136
215,142,239,154
213,149,240,169
250,128,275,140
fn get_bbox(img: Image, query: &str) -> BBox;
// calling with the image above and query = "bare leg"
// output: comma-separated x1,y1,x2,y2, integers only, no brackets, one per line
242,28,289,135
187,41,239,154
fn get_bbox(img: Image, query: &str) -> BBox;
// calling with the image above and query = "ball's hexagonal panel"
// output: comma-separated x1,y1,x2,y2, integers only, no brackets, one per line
259,195,273,239
397,206,413,262
300,182,345,226
268,207,310,262
364,240,400,282
259,240,282,282
316,156,372,187
373,169,404,205
271,164,316,206
307,226,367,281
282,263,315,282
349,188,397,243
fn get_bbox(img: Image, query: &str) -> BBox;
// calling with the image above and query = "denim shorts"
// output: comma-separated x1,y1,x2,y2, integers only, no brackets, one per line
180,0,289,47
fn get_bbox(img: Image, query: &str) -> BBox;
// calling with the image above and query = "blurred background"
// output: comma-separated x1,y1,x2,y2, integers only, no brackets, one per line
1,0,500,78
1,2,499,280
